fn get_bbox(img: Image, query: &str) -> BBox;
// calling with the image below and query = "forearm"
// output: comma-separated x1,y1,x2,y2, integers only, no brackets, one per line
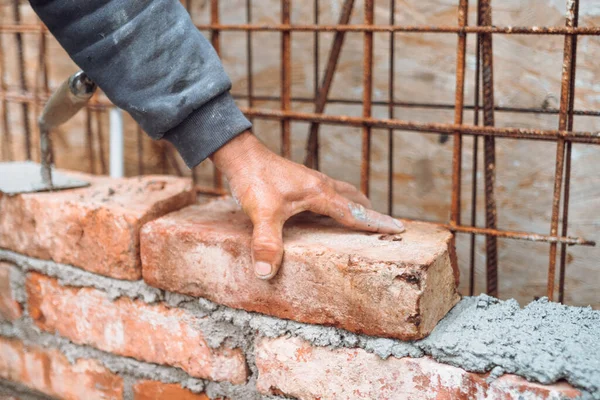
29,0,251,167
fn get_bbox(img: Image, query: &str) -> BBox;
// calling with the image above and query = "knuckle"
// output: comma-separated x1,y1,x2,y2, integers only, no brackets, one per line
253,237,282,256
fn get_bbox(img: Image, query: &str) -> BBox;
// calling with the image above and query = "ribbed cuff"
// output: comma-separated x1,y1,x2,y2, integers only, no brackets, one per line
162,92,252,168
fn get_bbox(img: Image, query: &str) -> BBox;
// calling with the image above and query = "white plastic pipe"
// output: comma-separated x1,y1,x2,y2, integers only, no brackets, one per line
109,107,124,178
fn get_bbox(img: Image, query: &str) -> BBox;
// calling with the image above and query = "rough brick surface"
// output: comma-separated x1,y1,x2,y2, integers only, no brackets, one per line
0,262,21,321
255,336,582,400
26,273,247,384
0,336,123,400
0,172,195,280
133,380,210,400
141,198,460,340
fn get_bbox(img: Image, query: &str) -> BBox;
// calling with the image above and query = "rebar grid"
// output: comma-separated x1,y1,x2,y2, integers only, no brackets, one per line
0,0,597,303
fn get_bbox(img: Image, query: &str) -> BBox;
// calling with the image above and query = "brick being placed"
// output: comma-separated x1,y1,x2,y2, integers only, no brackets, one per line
0,171,195,280
141,197,460,340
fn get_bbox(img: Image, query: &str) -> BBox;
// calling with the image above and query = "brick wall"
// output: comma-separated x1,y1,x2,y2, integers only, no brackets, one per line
0,169,588,399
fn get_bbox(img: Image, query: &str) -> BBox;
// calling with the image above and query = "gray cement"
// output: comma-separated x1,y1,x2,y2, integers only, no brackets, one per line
419,295,600,398
1,250,599,399
0,161,89,196
0,250,162,303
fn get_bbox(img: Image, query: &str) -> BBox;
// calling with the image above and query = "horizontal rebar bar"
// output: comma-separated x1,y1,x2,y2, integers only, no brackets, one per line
239,107,600,143
2,90,599,143
4,23,600,35
5,90,600,118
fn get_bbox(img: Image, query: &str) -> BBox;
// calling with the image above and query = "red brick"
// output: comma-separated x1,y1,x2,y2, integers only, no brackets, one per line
141,198,460,340
133,380,210,400
0,172,195,280
0,336,123,400
0,262,22,321
255,336,581,400
26,273,247,384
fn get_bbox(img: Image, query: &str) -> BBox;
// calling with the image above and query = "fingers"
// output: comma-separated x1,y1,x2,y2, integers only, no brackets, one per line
310,191,405,234
331,179,372,208
251,218,285,280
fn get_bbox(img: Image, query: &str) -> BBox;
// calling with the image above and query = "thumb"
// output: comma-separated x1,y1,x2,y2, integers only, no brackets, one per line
251,218,285,280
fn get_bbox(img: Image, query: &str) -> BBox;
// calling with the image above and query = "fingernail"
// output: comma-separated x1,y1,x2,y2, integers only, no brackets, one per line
255,262,272,278
393,219,406,232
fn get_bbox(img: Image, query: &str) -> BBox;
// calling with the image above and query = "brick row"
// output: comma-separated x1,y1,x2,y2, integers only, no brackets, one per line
254,336,582,400
0,336,123,400
0,173,195,280
26,273,247,384
0,337,213,400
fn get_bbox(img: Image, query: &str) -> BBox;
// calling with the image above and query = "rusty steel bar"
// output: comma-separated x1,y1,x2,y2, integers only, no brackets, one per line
469,2,483,297
558,0,580,304
5,89,600,118
3,88,600,144
0,33,12,161
32,21,47,164
281,0,292,158
361,0,374,195
399,220,594,247
305,0,355,169
311,0,320,169
480,0,499,297
451,0,469,229
13,0,32,160
7,22,600,35
232,93,600,116
137,125,144,175
240,107,600,144
210,0,223,189
387,0,395,215
549,0,579,301
449,0,469,288
246,0,254,111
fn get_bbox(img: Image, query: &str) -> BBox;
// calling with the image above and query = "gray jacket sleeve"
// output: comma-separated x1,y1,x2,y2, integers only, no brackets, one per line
29,0,252,168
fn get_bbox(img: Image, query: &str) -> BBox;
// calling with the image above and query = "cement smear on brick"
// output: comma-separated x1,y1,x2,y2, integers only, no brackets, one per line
2,250,598,398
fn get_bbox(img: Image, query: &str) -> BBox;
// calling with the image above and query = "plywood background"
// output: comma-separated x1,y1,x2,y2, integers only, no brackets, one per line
1,0,599,308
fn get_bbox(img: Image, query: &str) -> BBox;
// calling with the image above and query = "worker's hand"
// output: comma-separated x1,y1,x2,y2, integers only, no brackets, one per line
211,131,405,280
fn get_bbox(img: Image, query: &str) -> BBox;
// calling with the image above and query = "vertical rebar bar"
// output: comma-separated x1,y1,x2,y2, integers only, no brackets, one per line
305,0,355,169
33,22,45,164
246,0,254,116
469,3,483,296
450,0,469,286
558,0,579,304
479,0,499,297
551,0,579,302
13,0,32,160
281,0,292,158
361,0,374,195
137,125,144,175
210,0,223,189
451,0,468,228
387,0,395,215
312,0,320,170
0,33,12,161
